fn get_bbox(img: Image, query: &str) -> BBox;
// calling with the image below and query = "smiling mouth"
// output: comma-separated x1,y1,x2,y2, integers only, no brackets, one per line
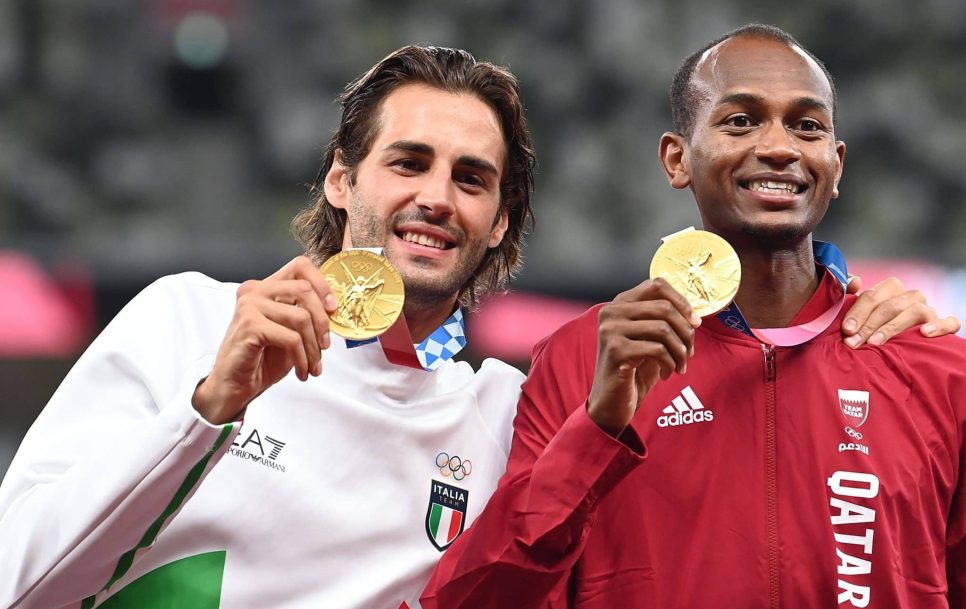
399,231,454,250
742,179,806,195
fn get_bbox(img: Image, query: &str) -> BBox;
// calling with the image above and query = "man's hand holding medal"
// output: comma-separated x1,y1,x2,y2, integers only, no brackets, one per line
192,251,403,425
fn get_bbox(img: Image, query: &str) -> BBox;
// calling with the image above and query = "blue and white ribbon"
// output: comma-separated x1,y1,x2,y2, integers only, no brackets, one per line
345,308,467,372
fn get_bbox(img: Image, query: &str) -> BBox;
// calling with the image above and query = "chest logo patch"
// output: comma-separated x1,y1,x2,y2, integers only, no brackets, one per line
838,390,870,428
426,479,468,551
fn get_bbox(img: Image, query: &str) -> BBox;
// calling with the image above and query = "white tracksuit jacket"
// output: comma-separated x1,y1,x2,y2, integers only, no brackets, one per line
0,272,523,609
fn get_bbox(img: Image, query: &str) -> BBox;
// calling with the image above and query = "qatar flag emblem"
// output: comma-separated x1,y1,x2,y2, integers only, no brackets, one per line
838,389,870,428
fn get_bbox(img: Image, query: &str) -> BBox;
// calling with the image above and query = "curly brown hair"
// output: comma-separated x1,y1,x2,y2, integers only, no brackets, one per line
291,45,536,309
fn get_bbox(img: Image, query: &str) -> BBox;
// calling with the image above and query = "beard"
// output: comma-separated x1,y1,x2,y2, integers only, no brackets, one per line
734,206,827,249
734,195,830,249
738,221,810,245
344,195,492,310
395,234,491,309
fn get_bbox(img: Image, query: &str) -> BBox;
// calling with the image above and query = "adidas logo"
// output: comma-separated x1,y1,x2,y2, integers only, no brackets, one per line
657,386,714,428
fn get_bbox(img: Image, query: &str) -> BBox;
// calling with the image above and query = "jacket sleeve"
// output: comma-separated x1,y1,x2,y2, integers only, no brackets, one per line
936,338,966,607
421,309,646,609
0,275,240,609
888,333,966,606
948,440,966,609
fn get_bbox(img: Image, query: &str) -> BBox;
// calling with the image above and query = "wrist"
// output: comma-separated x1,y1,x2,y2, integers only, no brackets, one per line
586,399,629,438
192,377,245,425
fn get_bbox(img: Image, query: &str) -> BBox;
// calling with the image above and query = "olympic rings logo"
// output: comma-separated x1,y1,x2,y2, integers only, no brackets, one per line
845,426,863,440
351,261,373,273
436,452,472,480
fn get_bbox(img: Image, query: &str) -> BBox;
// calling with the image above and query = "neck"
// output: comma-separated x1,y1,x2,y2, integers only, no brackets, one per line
732,240,819,328
403,297,458,344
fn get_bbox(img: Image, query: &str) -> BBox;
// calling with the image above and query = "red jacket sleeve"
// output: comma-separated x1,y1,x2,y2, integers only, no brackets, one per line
886,332,966,606
948,434,966,609
919,337,966,607
421,306,646,609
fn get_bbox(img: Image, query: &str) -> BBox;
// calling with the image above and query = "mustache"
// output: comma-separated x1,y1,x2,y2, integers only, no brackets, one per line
392,210,464,242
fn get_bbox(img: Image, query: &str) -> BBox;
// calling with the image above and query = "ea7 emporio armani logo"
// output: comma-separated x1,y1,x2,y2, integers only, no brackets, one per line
229,428,287,473
657,386,714,428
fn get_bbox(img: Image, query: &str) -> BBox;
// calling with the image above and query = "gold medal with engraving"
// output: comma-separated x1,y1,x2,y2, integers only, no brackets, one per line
649,227,741,317
320,249,405,340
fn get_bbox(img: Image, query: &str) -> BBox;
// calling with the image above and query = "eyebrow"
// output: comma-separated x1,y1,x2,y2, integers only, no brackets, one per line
718,92,830,113
386,140,500,177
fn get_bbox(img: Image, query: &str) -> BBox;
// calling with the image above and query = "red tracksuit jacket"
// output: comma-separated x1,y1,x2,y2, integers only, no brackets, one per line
423,277,966,609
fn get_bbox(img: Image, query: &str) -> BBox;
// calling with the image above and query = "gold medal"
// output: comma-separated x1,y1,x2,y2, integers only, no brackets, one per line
320,249,405,340
649,227,741,317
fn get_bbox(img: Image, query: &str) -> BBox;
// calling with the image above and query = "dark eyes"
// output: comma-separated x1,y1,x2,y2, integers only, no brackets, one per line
456,173,485,188
390,158,488,190
721,114,827,133
725,114,755,128
393,158,424,173
792,118,823,132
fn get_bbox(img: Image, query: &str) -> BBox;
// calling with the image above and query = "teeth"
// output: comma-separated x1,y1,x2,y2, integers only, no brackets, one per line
402,232,446,249
748,179,799,194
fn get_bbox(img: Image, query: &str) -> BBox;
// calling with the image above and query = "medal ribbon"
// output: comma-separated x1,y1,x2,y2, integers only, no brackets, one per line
715,240,848,346
344,308,466,371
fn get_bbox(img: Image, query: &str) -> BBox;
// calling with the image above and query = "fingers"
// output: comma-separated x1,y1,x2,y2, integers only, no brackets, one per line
842,275,951,347
845,302,933,348
600,278,699,376
599,303,694,375
842,277,905,344
266,256,340,344
269,256,340,313
842,276,905,336
250,308,314,380
261,299,324,379
196,257,340,422
233,288,319,379
922,315,962,338
587,278,698,437
247,279,332,351
617,277,702,328
234,256,338,378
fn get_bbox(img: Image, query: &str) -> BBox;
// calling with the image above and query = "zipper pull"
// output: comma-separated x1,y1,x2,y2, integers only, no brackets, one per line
761,344,776,381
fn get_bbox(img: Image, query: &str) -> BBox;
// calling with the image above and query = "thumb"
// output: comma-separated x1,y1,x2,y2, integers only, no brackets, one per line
846,274,862,294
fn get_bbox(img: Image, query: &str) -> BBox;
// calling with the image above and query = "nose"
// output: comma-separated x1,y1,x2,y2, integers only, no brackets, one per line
754,121,801,166
415,169,456,220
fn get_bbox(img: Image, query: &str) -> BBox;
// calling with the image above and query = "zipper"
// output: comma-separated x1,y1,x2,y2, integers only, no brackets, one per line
762,343,779,608
763,344,776,382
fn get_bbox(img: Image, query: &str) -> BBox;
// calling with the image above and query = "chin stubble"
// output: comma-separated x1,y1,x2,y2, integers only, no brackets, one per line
739,222,809,245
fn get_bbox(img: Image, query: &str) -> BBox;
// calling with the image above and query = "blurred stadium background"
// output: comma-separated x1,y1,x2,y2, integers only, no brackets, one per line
3,0,966,476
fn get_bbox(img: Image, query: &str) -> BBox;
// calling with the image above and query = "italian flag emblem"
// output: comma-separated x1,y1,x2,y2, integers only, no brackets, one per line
425,479,468,551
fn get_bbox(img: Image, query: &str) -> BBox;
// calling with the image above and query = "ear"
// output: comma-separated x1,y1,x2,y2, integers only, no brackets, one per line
487,207,509,248
324,149,351,210
659,132,691,190
831,140,846,199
